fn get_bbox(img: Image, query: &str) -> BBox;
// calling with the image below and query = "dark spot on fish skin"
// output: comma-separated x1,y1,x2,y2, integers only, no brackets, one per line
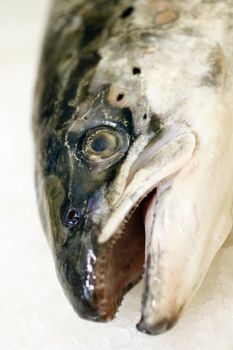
143,114,147,120
133,67,141,75
201,45,224,87
121,6,134,18
117,93,124,101
149,113,161,133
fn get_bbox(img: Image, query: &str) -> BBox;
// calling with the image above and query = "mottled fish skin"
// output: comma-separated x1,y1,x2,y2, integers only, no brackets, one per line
34,0,233,334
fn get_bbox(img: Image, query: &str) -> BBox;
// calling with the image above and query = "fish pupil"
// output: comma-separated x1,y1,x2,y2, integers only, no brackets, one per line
91,136,108,153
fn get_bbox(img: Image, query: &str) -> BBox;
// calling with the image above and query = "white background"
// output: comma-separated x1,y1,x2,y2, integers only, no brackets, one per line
1,1,233,349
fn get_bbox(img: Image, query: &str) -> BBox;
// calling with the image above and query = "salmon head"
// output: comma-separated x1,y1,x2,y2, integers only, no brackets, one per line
34,0,233,334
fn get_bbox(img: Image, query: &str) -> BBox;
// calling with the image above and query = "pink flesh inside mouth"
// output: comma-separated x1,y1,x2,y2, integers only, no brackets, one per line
94,188,157,320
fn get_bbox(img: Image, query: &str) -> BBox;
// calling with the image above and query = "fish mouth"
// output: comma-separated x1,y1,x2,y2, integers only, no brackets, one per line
94,188,157,321
93,126,197,332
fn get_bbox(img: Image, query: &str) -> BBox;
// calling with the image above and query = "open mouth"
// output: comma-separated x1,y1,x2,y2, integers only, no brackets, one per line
95,188,157,320
93,126,196,324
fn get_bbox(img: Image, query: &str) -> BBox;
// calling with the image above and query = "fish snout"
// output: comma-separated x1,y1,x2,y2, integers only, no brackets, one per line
55,227,103,322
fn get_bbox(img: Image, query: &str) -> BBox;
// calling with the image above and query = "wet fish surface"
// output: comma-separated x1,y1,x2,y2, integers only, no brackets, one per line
33,0,233,335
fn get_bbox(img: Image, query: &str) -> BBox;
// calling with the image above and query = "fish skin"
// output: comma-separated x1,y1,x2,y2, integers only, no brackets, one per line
34,0,233,334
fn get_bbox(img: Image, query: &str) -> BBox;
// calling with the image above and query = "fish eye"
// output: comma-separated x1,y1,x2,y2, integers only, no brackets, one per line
81,125,130,169
85,129,119,157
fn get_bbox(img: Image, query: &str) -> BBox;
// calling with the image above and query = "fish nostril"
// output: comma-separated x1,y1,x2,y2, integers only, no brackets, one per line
65,208,81,228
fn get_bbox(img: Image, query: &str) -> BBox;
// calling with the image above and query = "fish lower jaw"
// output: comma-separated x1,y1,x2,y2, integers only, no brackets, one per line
93,162,181,321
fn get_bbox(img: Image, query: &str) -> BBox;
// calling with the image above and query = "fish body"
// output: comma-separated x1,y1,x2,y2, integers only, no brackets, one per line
34,0,233,334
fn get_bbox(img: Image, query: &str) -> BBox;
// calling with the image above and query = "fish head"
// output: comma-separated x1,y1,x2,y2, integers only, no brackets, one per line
38,36,233,332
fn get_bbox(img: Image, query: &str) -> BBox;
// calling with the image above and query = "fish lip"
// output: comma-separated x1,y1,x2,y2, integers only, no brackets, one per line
136,316,177,335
